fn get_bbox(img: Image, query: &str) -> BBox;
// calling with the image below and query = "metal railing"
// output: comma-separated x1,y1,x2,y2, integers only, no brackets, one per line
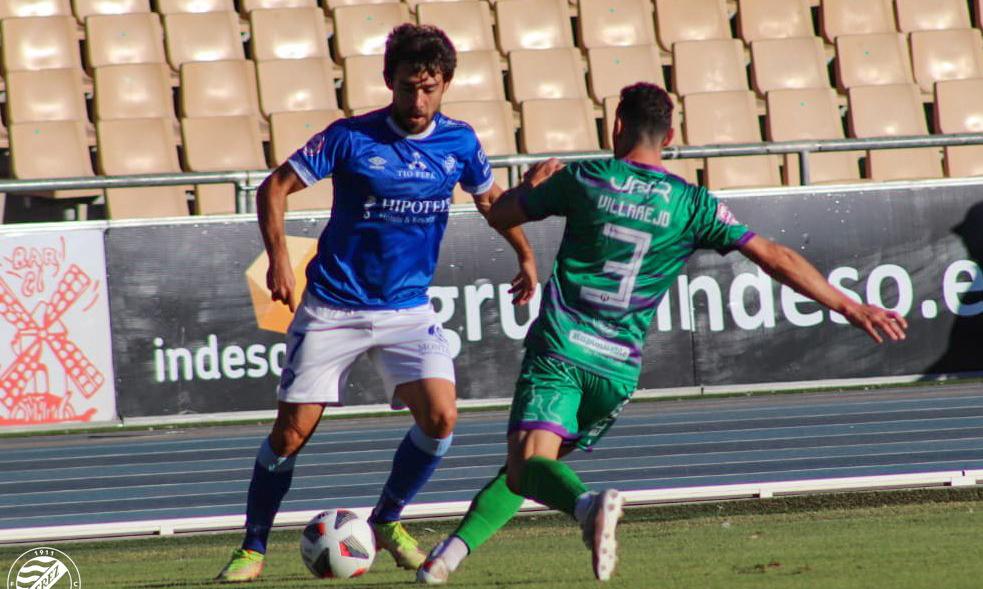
1,132,981,215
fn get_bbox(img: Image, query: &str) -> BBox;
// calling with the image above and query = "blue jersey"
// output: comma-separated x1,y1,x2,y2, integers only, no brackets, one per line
288,108,494,309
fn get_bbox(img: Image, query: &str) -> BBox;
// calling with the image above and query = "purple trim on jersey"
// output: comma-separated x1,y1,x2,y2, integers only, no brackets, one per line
508,420,580,441
623,159,670,174
630,291,666,309
717,230,757,254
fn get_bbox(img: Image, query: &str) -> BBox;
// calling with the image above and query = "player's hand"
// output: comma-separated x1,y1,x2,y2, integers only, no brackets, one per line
267,256,296,312
841,303,908,343
523,158,564,188
509,256,538,306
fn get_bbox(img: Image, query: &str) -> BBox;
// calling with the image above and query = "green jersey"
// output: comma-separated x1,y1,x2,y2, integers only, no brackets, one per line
520,158,754,386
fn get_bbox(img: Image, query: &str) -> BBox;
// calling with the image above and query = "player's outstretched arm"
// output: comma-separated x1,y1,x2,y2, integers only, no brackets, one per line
256,163,307,312
739,235,908,343
487,159,565,232
473,183,538,305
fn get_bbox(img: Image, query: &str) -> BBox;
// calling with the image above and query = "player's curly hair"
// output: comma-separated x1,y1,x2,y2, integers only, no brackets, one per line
383,24,457,85
615,83,674,145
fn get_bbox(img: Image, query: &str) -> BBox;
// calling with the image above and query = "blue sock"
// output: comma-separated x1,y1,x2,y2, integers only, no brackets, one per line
242,437,296,553
370,425,453,523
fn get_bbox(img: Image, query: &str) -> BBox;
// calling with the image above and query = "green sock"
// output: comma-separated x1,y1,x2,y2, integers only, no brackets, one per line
454,467,524,552
519,456,588,516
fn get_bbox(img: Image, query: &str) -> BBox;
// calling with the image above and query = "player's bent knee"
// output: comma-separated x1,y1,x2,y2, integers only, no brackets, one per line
420,406,457,438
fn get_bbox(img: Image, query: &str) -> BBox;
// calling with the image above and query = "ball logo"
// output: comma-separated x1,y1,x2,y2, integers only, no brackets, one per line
6,547,81,589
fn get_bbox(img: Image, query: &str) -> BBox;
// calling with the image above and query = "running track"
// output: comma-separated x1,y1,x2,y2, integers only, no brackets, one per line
2,383,983,535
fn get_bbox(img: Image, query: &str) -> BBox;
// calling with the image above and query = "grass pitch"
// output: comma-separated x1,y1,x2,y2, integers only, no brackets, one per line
2,489,982,589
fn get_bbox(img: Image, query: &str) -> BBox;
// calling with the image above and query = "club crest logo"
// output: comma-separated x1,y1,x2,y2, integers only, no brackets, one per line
7,547,81,589
443,154,457,174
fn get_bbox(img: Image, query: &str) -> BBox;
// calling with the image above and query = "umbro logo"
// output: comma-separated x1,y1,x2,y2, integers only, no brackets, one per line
368,156,387,170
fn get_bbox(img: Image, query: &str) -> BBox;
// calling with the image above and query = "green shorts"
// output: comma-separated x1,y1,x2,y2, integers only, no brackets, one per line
507,352,635,450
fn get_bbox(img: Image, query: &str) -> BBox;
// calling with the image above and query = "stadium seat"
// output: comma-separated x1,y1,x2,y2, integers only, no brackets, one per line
672,39,748,97
654,0,731,53
241,0,317,14
895,0,970,33
269,109,342,210
9,121,99,199
495,0,573,54
5,69,90,140
577,0,656,49
0,0,72,19
587,45,664,103
73,0,150,23
181,115,266,214
93,63,178,121
835,33,914,90
257,58,338,116
342,55,390,112
750,36,830,96
508,48,588,104
163,11,245,71
683,90,782,190
440,100,515,201
85,13,167,70
442,50,506,103
819,0,895,43
249,7,329,61
416,1,495,52
180,60,262,120
737,0,814,43
910,29,983,95
602,95,697,183
1,16,83,74
332,4,411,61
96,117,189,218
847,84,944,181
766,88,861,185
323,0,399,11
154,0,235,13
520,98,599,153
934,78,983,177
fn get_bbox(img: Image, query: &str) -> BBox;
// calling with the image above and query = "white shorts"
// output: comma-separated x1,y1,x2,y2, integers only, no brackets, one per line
276,293,455,406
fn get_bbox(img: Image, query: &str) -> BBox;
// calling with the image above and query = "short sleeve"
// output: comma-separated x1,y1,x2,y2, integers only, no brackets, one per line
287,120,352,187
692,188,756,254
458,135,494,195
518,166,580,220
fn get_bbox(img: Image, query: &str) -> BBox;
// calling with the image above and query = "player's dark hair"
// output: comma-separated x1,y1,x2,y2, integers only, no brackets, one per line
615,83,674,147
383,24,457,85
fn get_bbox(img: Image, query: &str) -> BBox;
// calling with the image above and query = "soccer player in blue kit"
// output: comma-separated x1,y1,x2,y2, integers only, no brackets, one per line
217,24,537,582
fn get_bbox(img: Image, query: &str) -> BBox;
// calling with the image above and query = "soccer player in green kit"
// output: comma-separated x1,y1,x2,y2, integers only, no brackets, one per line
417,83,909,584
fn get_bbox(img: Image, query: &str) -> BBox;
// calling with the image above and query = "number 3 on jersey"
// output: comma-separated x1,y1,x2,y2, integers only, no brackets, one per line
580,223,652,309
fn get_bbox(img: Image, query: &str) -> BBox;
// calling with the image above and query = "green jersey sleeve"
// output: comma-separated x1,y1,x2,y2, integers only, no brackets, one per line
692,187,755,253
518,166,581,220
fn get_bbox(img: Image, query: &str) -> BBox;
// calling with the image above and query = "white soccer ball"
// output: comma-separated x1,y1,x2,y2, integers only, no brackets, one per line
300,509,376,579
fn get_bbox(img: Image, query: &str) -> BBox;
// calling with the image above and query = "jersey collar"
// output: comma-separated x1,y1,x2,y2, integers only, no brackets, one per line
623,158,669,174
386,112,438,140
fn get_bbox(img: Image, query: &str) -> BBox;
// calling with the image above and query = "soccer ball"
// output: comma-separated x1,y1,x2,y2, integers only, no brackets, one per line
300,509,376,579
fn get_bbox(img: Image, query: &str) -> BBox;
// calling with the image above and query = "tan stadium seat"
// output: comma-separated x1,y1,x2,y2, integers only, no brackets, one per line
737,0,814,43
154,0,235,13
508,48,588,104
442,100,514,201
241,0,317,14
684,90,781,190
587,45,664,103
910,29,983,95
163,12,244,71
442,50,505,103
750,36,829,96
496,0,573,54
835,33,913,90
85,13,167,70
5,69,92,148
654,0,730,52
602,95,696,183
180,60,262,120
182,115,267,214
323,0,399,11
270,110,343,210
257,58,338,116
417,1,495,52
94,63,177,121
934,79,983,177
1,16,83,74
342,55,389,112
895,0,970,33
332,4,411,61
520,98,598,153
250,7,329,61
9,121,99,198
0,0,72,18
578,0,656,49
96,117,189,218
73,0,150,23
819,0,895,43
766,88,861,185
848,84,943,181
672,39,747,97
